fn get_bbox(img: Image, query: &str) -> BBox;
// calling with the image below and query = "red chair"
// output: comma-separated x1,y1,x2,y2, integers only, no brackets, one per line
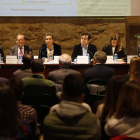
110,135,140,140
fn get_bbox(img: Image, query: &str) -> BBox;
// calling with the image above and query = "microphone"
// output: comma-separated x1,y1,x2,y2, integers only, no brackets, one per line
87,50,94,62
131,47,138,51
131,47,140,57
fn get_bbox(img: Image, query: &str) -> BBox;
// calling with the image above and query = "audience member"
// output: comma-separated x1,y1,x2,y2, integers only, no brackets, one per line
13,54,33,79
0,45,4,62
43,74,100,140
0,84,33,140
22,59,56,97
7,76,37,136
48,54,81,84
105,80,140,138
123,57,140,82
102,34,127,61
10,34,33,57
0,77,8,84
71,33,97,61
96,75,125,121
84,51,115,84
39,33,61,59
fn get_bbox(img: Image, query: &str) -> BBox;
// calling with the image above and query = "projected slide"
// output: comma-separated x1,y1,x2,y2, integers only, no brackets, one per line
0,0,135,16
77,0,131,16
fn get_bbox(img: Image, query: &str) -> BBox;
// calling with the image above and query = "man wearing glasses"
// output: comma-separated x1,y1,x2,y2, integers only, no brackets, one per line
10,34,33,57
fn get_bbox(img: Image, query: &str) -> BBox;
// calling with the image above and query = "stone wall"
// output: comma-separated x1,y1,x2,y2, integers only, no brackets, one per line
0,17,126,58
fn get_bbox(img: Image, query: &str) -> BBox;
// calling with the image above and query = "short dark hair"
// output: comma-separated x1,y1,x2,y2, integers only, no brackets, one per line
63,74,84,98
45,33,54,40
7,76,24,101
81,33,91,40
22,54,34,69
31,59,44,73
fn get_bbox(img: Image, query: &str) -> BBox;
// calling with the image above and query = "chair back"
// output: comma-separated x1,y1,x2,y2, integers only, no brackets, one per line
84,79,108,107
55,84,63,92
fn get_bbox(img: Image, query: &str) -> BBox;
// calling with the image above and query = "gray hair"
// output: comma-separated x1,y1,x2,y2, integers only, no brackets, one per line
94,51,107,64
59,54,71,66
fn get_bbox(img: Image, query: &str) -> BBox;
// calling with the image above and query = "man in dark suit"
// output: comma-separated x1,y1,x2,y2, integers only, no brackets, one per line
39,33,61,59
84,51,115,84
10,34,33,58
71,33,97,61
48,54,81,84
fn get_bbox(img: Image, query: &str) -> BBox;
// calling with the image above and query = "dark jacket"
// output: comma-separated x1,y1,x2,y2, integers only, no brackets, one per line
22,74,56,97
102,44,127,61
38,43,61,59
71,43,97,61
84,64,115,84
48,67,81,84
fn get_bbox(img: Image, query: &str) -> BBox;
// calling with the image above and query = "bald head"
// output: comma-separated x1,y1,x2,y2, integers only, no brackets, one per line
59,54,71,67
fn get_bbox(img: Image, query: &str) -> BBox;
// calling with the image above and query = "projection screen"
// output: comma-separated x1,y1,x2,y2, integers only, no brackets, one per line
0,0,139,16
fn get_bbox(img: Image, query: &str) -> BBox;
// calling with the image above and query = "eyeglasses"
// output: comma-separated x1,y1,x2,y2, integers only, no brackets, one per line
17,39,24,41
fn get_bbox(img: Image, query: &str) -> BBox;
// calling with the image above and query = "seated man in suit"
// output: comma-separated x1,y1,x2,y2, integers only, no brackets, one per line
39,33,61,59
48,53,81,84
13,54,34,79
10,34,33,58
71,33,97,61
84,51,115,84
22,59,56,97
43,74,101,140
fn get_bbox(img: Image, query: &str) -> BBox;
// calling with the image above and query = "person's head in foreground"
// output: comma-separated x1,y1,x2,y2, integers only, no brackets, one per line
31,59,44,74
0,84,19,138
115,80,140,118
22,53,34,69
99,75,125,121
93,51,107,65
59,53,71,67
43,74,100,140
129,57,140,82
7,76,24,101
61,74,84,102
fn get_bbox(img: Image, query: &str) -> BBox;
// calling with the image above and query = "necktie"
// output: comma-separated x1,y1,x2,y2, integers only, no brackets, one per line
20,48,23,56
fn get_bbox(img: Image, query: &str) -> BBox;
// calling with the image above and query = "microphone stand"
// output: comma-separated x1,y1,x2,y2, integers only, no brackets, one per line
131,47,140,57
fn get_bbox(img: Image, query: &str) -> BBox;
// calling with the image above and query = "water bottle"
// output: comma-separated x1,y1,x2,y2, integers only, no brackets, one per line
18,52,22,64
0,53,2,62
86,52,90,63
114,53,118,63
49,53,53,61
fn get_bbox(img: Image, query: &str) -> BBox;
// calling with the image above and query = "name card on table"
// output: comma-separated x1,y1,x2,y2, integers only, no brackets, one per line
53,56,59,64
106,56,114,63
6,55,17,64
77,56,88,64
127,55,137,64
34,55,38,59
